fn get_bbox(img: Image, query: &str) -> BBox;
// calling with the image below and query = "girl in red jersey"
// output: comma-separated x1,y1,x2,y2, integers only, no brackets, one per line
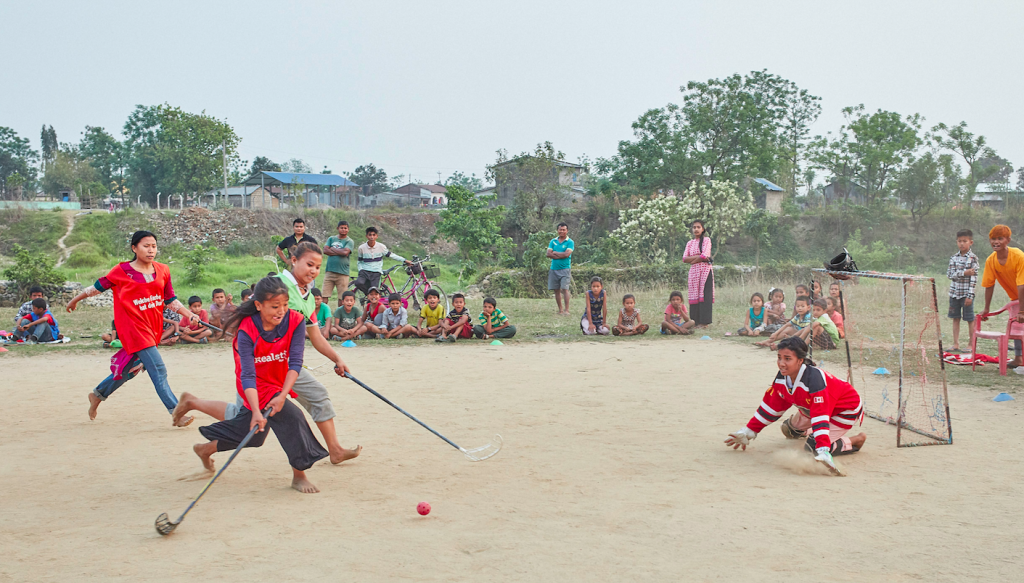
67,231,200,426
193,277,329,493
724,336,867,476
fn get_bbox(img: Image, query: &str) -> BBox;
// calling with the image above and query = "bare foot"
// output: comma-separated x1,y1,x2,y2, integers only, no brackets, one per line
291,471,320,493
172,393,195,426
175,415,195,427
193,442,216,472
330,445,362,465
88,392,102,420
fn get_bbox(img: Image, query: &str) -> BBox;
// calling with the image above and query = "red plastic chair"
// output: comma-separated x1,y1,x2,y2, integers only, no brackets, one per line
972,300,1024,376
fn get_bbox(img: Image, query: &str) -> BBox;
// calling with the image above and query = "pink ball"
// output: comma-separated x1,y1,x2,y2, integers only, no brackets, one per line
417,502,431,516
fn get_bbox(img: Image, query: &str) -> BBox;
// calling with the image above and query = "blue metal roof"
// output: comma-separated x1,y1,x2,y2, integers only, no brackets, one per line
244,171,360,187
754,178,783,191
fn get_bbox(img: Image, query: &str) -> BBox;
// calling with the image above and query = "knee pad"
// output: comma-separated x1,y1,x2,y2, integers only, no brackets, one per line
781,417,804,439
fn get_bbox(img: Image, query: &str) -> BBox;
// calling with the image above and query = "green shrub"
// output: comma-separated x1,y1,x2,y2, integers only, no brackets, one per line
65,242,106,268
182,244,217,285
2,244,65,295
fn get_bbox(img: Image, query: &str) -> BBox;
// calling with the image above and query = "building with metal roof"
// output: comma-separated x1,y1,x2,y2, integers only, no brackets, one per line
240,172,362,208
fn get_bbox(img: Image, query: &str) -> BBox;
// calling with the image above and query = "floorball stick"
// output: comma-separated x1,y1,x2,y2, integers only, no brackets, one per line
343,372,502,462
155,408,269,535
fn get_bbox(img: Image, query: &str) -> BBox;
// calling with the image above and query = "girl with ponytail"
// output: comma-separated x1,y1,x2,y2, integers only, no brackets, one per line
67,230,200,426
723,336,867,476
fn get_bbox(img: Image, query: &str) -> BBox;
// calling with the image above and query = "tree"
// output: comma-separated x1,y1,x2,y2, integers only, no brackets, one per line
1017,167,1024,192
42,148,103,202
676,180,753,253
610,194,691,263
122,104,168,204
932,121,997,201
281,158,312,173
40,125,57,173
444,171,484,191
0,127,39,199
895,152,948,222
78,126,123,194
975,155,1013,185
249,156,282,174
435,184,512,262
489,142,574,241
346,164,390,194
158,105,240,203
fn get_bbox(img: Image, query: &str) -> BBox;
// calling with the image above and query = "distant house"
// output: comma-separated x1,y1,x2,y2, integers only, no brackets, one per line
823,179,868,205
753,178,784,214
970,182,1024,211
202,186,280,208
491,157,584,208
393,183,448,206
359,191,432,208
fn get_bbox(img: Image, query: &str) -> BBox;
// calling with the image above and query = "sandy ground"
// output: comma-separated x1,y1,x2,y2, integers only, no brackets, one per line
2,339,1022,582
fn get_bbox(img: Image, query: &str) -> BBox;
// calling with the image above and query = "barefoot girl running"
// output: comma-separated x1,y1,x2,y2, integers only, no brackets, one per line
723,336,867,476
193,277,329,493
66,231,200,426
175,242,361,464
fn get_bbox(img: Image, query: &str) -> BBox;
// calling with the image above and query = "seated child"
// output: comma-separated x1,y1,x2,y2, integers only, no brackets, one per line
439,292,473,342
312,288,331,338
739,292,766,336
240,288,253,303
381,293,417,339
327,291,366,342
13,285,46,327
801,298,840,350
762,288,787,334
160,307,182,346
474,297,517,339
661,290,695,335
826,297,845,338
16,298,61,343
101,319,118,348
581,276,609,335
209,288,236,342
756,295,812,350
359,287,387,339
792,285,810,318
828,282,844,315
613,294,648,336
178,296,212,344
416,289,446,339
810,280,823,301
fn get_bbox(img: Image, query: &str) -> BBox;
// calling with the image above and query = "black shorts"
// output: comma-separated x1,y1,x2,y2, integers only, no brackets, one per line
198,399,329,471
352,270,382,295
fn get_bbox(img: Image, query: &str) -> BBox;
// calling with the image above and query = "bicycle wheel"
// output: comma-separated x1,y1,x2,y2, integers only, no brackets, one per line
415,283,448,313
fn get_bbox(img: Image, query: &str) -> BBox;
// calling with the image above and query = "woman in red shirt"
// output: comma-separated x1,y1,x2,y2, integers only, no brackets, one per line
67,231,199,426
193,277,329,493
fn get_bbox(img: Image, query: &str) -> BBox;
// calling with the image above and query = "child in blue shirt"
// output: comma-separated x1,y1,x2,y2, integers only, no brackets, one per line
16,298,61,343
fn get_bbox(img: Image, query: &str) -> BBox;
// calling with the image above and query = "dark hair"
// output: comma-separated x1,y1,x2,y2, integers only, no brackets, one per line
424,288,440,299
557,222,568,229
268,272,277,277
812,298,828,310
669,290,683,301
212,288,225,297
291,241,322,261
337,220,348,227
311,288,322,297
795,295,811,305
29,285,44,295
388,293,401,303
750,292,764,304
830,282,840,290
777,336,815,366
795,284,809,294
623,294,635,303
341,290,356,300
483,297,497,307
187,296,202,306
130,230,157,260
223,276,291,333
240,289,253,300
31,298,47,309
770,288,785,300
956,229,973,239
293,218,305,226
826,297,838,308
366,226,378,234
590,276,602,284
451,292,465,301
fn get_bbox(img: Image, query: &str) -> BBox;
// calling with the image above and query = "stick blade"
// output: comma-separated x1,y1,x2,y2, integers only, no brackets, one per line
460,434,503,462
155,512,178,535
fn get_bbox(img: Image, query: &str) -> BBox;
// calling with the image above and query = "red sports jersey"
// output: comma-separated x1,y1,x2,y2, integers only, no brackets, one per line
746,364,863,450
103,262,173,354
232,311,303,410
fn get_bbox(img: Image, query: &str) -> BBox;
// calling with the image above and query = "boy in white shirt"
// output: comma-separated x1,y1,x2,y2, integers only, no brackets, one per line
352,226,410,294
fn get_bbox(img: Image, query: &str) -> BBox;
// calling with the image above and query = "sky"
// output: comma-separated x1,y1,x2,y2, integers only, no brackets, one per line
3,0,1023,185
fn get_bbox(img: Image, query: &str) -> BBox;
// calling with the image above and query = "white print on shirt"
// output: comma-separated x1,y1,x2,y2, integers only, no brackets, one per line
254,350,289,364
133,294,163,311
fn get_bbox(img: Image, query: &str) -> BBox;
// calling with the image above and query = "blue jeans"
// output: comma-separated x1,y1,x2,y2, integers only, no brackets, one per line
92,346,178,413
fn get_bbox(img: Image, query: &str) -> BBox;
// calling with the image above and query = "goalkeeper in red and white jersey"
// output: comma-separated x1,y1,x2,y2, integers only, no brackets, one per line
724,336,867,476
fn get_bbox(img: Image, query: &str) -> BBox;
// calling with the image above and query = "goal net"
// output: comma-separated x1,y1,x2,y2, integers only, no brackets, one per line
810,269,953,447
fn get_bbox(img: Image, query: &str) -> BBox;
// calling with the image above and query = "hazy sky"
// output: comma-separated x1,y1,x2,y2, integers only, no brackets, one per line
4,1,1023,184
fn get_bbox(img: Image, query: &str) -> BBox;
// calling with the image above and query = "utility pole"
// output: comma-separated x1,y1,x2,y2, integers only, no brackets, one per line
437,171,441,184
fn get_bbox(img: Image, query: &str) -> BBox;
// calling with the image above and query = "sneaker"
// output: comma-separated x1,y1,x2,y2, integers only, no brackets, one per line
199,338,208,345
446,335,456,343
331,335,343,341
434,335,445,343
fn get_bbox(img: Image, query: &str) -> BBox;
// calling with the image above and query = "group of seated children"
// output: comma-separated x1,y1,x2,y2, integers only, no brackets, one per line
746,281,845,351
318,286,517,343
3,285,62,344
578,276,697,337
154,288,240,347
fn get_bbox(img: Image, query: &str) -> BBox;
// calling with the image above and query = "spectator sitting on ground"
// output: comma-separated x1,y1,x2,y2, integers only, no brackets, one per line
101,319,118,348
312,288,331,337
474,297,517,339
381,293,417,339
16,298,62,343
178,296,212,344
208,288,236,342
327,291,365,342
14,285,46,326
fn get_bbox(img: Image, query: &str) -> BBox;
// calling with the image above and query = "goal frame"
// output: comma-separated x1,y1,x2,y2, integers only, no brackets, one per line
813,268,953,448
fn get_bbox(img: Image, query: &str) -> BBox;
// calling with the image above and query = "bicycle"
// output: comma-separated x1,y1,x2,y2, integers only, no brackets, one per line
349,255,447,313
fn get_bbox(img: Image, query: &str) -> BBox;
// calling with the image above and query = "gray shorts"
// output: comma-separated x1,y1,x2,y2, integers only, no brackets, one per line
548,269,571,290
224,368,336,423
948,296,975,322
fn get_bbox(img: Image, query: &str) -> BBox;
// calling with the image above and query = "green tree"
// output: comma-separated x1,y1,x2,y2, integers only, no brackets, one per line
41,148,102,201
78,126,124,193
0,127,39,200
489,142,574,242
40,125,57,173
932,121,997,201
158,105,240,203
676,179,754,253
281,158,312,173
444,170,484,191
249,156,282,174
435,184,512,261
346,164,390,194
2,244,64,295
894,152,949,222
122,104,168,204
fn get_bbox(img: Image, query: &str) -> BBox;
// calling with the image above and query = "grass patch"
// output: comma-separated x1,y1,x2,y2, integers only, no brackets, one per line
0,208,66,255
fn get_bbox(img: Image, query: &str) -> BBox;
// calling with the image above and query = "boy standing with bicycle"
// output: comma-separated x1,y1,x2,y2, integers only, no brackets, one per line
353,226,410,295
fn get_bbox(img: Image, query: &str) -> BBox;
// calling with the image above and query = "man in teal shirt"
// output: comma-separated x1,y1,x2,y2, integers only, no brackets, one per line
323,221,354,307
547,222,574,315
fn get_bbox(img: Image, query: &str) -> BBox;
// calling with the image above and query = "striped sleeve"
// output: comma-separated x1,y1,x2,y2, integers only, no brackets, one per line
745,374,793,434
805,369,833,450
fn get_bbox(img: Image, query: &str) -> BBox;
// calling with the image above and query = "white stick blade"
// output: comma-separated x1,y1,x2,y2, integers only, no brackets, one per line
460,434,503,462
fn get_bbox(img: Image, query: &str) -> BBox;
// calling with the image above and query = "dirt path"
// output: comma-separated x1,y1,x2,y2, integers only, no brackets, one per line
55,211,85,267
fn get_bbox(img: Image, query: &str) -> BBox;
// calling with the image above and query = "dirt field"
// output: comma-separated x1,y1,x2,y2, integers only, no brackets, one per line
2,339,1020,582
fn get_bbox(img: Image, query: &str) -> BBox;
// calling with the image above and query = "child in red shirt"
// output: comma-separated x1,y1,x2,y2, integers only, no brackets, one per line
179,296,213,344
